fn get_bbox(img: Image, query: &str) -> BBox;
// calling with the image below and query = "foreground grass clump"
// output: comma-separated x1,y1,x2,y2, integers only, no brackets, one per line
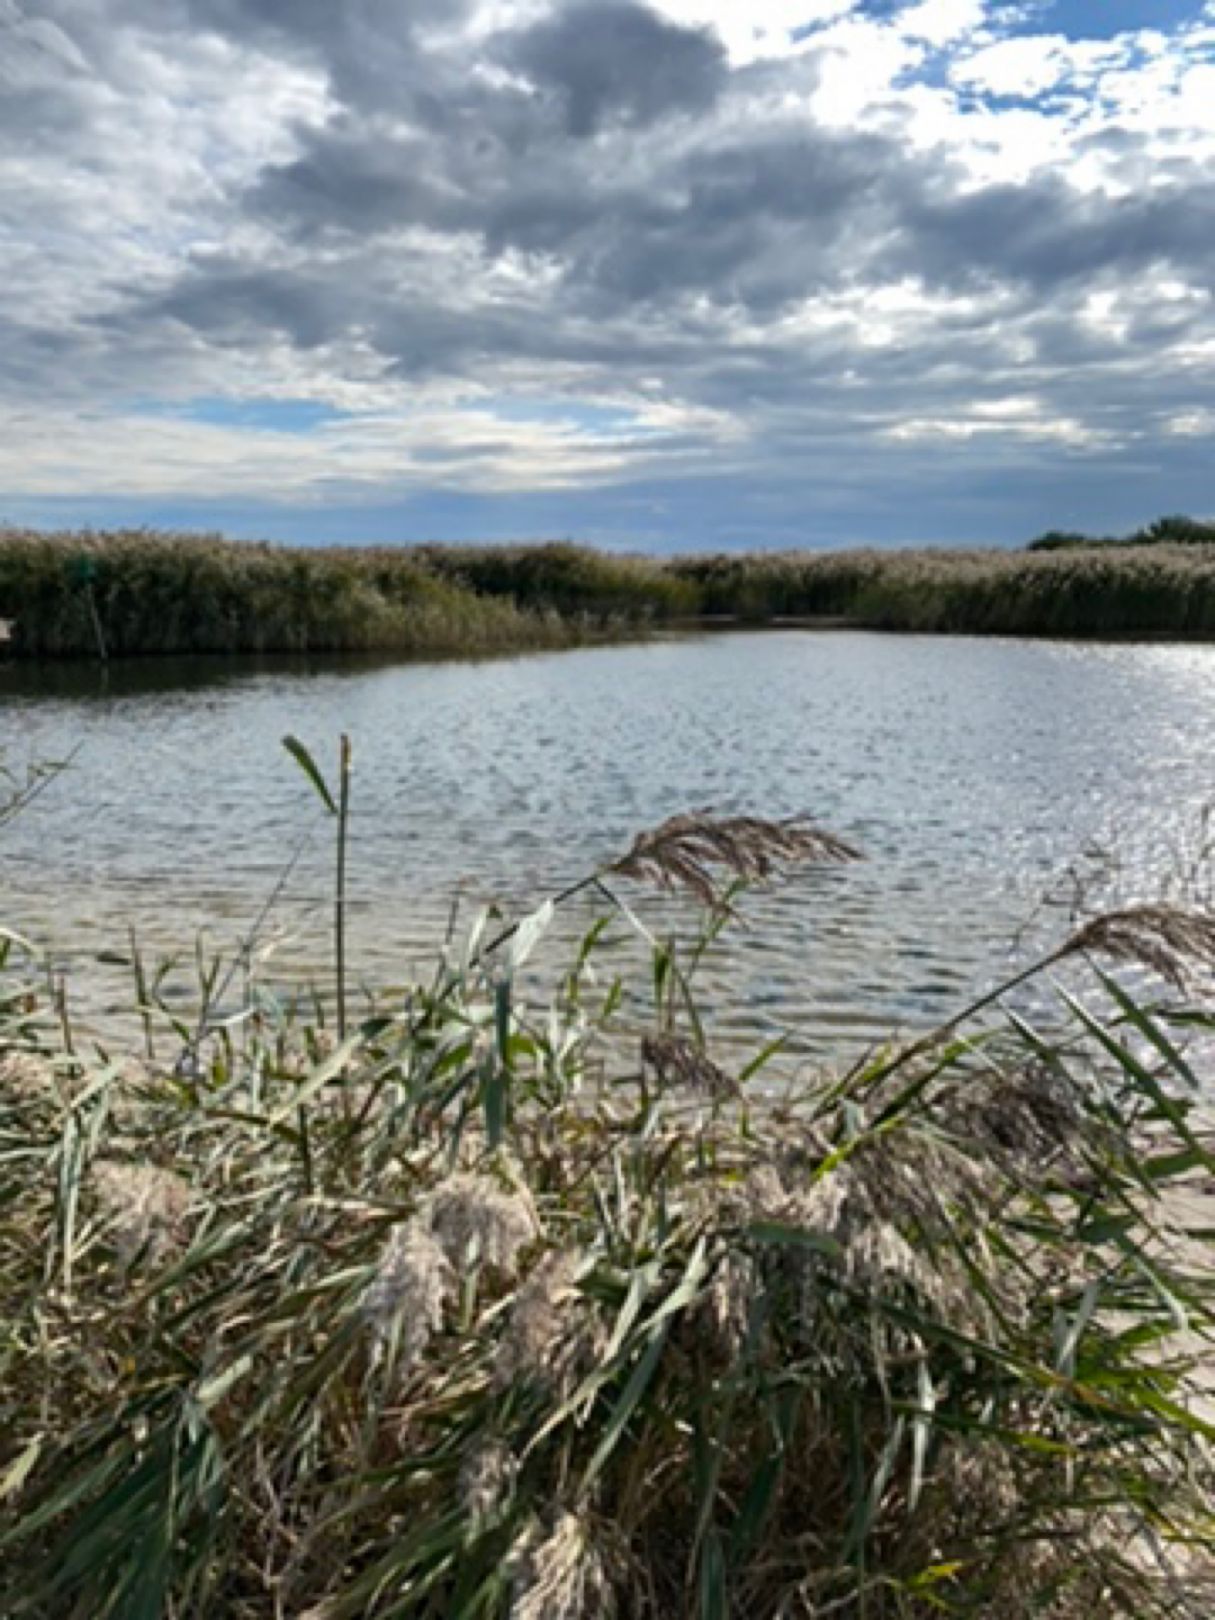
0,820,1213,1618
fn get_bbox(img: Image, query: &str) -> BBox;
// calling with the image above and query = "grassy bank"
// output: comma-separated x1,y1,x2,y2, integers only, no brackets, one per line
5,523,1215,659
0,530,581,660
423,535,1215,638
1,800,1213,1617
666,543,1215,637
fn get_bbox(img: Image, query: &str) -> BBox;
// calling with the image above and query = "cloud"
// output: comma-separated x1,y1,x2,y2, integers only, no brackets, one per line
0,0,1213,545
950,33,1073,95
504,0,727,135
898,0,986,48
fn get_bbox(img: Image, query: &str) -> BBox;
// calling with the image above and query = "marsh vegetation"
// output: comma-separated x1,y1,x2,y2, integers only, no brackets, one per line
5,520,1215,660
1,771,1213,1617
0,530,579,661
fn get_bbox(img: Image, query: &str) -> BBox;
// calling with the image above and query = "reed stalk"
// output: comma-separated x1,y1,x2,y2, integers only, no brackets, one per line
335,733,352,1043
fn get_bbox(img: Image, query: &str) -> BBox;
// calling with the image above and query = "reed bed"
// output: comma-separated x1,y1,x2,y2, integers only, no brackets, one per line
1,800,1213,1617
665,544,1215,637
415,542,700,624
6,524,1215,660
0,530,579,660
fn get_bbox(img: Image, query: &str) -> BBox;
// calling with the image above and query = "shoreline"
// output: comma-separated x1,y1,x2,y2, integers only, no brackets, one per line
10,612,1215,670
7,527,1215,659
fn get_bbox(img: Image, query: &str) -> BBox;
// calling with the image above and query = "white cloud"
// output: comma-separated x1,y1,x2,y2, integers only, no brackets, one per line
1167,410,1215,437
648,0,857,62
1175,60,1215,130
898,0,986,49
0,390,745,502
951,35,1071,96
886,410,1110,449
807,16,926,124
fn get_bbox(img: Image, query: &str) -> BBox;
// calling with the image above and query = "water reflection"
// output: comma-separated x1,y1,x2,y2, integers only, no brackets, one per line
0,647,503,702
3,631,1214,1059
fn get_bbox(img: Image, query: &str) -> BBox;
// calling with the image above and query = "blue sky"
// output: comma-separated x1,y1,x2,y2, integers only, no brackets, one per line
1024,2,1197,37
1,0,1212,550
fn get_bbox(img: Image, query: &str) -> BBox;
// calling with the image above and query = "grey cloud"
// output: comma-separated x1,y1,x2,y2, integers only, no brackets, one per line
503,0,726,136
185,0,726,136
2,0,1214,538
0,314,88,391
0,80,93,144
246,8,733,247
549,129,893,308
0,4,89,75
130,86,1215,410
149,260,351,349
180,0,482,113
181,0,418,56
0,3,113,144
151,1,1215,335
250,126,463,239
246,97,902,314
4,0,178,77
895,170,1215,293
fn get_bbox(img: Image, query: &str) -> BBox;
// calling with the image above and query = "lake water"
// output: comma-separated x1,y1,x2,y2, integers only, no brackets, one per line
2,631,1213,1062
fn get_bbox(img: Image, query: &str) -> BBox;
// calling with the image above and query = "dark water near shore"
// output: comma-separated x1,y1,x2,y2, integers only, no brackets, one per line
3,632,1214,1061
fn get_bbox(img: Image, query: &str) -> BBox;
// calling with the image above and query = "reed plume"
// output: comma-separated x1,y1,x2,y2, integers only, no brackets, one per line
476,810,861,964
610,811,860,908
889,900,1215,1070
640,1032,738,1101
1062,903,1215,988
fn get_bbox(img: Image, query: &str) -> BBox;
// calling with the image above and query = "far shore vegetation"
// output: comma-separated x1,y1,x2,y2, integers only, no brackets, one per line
2,517,1215,659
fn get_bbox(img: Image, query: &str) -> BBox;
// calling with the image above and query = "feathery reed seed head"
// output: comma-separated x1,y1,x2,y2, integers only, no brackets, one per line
949,1064,1086,1167
495,1250,604,1393
641,1033,738,1101
363,1219,454,1364
459,1438,519,1527
91,1160,191,1263
1064,903,1215,989
704,1250,760,1360
0,1049,55,1102
611,812,860,908
424,1172,538,1274
508,1511,614,1620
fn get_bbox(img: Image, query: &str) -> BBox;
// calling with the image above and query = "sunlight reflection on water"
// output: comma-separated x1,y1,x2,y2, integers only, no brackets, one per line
3,631,1214,1062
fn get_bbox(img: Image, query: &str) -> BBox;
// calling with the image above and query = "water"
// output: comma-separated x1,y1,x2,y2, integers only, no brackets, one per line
3,631,1213,1060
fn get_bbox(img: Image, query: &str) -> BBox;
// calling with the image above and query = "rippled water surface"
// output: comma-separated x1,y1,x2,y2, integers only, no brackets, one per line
3,632,1213,1058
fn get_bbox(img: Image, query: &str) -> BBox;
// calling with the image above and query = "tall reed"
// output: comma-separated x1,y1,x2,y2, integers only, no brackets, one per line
0,529,578,660
0,811,1212,1617
8,525,1215,660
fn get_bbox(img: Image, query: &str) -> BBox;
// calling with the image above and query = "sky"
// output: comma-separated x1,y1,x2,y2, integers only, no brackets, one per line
0,0,1212,550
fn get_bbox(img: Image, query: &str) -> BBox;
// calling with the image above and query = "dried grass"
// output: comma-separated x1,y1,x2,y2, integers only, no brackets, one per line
640,1032,738,1100
612,811,860,907
1063,903,1215,989
0,839,1212,1618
